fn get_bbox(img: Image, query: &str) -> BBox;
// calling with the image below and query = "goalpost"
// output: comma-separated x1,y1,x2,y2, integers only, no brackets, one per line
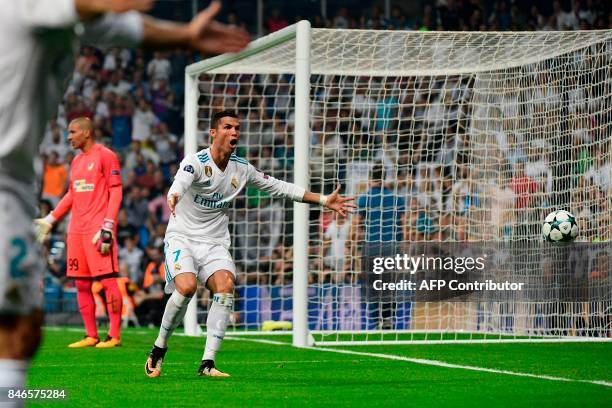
184,22,612,345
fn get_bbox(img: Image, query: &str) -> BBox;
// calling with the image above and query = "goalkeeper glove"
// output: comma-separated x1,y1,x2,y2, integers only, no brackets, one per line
34,215,55,243
92,218,114,256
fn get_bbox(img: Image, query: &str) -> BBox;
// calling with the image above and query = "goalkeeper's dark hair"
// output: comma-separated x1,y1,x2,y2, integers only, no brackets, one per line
211,110,239,129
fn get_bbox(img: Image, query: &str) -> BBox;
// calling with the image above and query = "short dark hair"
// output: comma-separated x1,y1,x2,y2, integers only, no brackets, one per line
371,162,384,181
211,110,238,129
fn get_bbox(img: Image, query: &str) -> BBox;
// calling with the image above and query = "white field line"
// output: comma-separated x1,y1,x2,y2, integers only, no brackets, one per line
226,336,612,388
34,360,335,368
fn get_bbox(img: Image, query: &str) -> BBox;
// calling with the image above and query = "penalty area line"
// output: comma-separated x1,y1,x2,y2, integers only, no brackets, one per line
227,336,612,388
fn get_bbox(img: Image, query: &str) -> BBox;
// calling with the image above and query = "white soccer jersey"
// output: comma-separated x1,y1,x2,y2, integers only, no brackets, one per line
0,1,142,213
166,148,306,248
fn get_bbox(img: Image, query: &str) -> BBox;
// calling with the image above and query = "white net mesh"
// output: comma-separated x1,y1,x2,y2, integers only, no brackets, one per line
190,27,612,342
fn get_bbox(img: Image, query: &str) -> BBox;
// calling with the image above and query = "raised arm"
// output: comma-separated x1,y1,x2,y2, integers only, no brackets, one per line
247,164,356,217
79,0,248,55
141,1,249,55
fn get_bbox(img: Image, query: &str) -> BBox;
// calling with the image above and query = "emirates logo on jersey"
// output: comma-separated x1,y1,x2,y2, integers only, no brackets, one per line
231,176,239,189
204,166,212,177
74,179,95,192
87,163,94,171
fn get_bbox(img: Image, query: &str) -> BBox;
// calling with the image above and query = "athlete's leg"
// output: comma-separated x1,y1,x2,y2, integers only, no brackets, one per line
198,267,234,378
66,234,99,347
100,277,122,340
74,279,98,340
146,238,197,377
154,272,197,348
84,234,122,347
202,270,234,363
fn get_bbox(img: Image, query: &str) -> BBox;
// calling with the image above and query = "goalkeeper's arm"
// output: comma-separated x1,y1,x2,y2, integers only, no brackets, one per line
34,189,74,243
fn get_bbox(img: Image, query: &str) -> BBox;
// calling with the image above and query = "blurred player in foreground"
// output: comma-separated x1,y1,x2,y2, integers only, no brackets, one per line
145,111,356,377
37,118,124,348
2,0,249,397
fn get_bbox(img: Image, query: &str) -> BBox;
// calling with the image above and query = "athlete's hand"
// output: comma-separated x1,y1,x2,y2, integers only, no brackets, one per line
167,192,180,217
187,1,250,55
325,185,357,218
34,218,53,243
92,219,114,256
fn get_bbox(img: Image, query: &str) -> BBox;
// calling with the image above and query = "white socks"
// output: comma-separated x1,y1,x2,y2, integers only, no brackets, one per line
154,291,192,348
203,293,233,362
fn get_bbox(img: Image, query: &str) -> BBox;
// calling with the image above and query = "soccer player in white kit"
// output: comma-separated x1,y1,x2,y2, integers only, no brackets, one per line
0,0,248,399
145,111,356,377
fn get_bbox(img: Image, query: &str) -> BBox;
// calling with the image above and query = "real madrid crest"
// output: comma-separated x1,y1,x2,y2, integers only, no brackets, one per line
204,165,212,177
231,176,239,189
174,263,181,271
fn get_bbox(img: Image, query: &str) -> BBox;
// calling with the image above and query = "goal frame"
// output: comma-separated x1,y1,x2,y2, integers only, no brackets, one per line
183,23,612,346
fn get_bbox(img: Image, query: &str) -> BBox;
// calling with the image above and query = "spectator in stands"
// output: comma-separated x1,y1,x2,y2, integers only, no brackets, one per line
148,186,171,225
266,8,288,33
125,141,159,173
41,152,69,207
322,214,350,278
132,99,158,144
511,161,540,238
67,98,93,122
105,70,132,96
40,124,70,162
153,122,179,172
134,245,167,327
103,48,121,72
524,140,553,194
333,7,350,29
147,51,172,89
110,95,133,151
124,185,151,233
350,163,406,328
585,151,612,195
136,161,158,189
151,78,171,121
119,235,144,283
116,210,139,248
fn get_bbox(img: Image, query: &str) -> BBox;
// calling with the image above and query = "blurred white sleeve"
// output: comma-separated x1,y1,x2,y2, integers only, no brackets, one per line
80,11,143,48
19,0,78,28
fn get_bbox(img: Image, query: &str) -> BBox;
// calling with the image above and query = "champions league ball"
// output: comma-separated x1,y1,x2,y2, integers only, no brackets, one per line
542,210,579,242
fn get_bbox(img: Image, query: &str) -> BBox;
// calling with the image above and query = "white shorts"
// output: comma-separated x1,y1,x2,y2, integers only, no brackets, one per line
0,193,44,315
163,235,236,294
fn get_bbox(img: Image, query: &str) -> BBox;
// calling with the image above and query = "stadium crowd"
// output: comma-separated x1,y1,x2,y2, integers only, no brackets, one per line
38,0,611,327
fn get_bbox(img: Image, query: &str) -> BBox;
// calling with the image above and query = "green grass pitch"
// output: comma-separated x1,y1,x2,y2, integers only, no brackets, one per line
27,327,611,407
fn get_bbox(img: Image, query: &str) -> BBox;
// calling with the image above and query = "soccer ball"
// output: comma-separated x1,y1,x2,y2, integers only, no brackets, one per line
542,210,579,242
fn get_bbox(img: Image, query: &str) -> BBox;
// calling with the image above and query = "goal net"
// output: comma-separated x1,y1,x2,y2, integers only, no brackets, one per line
185,24,612,344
